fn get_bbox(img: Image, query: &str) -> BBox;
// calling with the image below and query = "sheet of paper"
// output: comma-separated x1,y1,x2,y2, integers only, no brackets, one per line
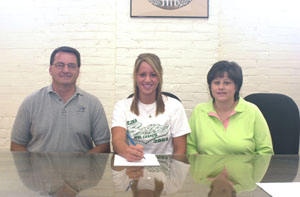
114,154,160,166
257,182,300,197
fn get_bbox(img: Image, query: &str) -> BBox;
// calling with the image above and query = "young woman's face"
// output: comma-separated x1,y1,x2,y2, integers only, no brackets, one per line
136,61,159,102
211,72,237,103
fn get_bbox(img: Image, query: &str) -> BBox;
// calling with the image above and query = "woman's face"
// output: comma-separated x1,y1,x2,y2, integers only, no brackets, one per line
210,72,237,103
136,61,159,102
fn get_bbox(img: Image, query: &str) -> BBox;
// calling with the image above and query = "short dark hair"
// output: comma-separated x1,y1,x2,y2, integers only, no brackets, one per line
207,61,243,101
50,46,81,67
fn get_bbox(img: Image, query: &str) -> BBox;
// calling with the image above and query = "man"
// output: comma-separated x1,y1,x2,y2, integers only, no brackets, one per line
12,152,109,196
11,46,110,153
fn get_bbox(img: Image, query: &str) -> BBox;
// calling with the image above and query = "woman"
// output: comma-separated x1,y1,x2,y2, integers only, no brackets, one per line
112,53,191,161
188,154,271,194
187,61,274,155
111,155,190,196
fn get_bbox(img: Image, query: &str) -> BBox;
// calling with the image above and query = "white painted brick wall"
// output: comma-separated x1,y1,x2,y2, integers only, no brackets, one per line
0,0,299,149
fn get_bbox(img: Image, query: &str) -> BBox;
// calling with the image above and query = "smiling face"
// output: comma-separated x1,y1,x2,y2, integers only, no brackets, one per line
49,51,79,88
136,61,159,103
210,72,237,104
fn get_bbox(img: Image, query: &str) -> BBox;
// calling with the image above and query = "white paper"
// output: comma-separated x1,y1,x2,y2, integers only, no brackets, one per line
114,154,160,166
257,182,300,197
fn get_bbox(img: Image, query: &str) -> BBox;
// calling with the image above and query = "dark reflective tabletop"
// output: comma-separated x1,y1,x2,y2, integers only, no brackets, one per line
1,151,299,196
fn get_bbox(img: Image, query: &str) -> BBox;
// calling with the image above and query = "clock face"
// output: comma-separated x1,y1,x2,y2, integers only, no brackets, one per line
147,0,192,10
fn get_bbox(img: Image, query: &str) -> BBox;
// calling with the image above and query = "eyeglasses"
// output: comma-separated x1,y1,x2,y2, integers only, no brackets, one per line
53,62,78,70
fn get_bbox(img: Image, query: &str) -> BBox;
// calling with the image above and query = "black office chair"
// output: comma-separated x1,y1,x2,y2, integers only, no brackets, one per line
128,91,181,102
244,93,300,154
260,155,299,182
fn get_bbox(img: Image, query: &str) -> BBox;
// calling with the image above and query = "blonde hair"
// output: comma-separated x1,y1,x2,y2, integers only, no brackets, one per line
131,53,164,116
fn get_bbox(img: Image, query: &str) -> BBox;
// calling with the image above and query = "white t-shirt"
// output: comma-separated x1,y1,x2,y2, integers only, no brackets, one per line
111,156,190,195
112,96,191,154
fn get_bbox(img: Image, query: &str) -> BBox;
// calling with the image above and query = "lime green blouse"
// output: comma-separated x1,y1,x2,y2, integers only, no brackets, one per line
188,154,271,193
187,98,274,155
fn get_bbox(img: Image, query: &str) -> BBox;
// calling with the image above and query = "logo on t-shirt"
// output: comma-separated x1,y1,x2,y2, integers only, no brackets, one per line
127,119,169,144
76,106,86,112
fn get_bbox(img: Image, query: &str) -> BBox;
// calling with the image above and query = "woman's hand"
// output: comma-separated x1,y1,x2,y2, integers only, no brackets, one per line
126,166,144,179
112,127,144,162
125,144,144,162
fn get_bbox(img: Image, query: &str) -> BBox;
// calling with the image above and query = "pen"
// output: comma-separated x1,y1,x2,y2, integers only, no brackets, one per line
126,132,136,145
126,132,145,159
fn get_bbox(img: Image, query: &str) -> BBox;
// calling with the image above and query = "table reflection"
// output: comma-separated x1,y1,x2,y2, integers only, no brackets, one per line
4,153,299,196
111,155,190,196
261,155,299,182
188,154,271,196
12,152,108,196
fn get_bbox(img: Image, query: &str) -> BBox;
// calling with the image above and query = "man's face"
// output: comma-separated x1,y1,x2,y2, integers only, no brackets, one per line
49,51,79,87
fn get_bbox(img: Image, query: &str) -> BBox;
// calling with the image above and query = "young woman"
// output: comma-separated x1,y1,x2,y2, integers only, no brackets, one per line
187,61,274,155
112,53,191,161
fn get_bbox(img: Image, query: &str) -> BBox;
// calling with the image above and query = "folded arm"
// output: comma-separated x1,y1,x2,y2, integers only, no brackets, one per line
88,142,111,153
10,141,27,152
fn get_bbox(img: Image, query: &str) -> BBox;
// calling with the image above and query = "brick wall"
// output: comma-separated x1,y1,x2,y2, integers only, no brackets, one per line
0,0,299,149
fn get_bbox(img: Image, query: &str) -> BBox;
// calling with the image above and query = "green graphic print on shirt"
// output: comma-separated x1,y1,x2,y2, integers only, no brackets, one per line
127,119,170,144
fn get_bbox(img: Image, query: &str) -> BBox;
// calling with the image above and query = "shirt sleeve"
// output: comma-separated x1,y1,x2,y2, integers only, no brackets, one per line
91,99,110,146
187,108,199,154
11,98,32,145
252,154,272,182
253,107,274,154
170,100,191,138
165,159,190,194
111,99,128,129
111,168,131,191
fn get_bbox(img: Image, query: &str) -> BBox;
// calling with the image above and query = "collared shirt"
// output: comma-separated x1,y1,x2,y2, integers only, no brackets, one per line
12,152,108,195
11,85,110,152
188,154,271,192
187,98,274,155
208,110,236,129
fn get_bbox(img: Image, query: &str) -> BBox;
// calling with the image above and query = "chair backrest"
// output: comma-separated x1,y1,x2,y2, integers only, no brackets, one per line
127,92,181,102
244,93,300,154
261,156,299,182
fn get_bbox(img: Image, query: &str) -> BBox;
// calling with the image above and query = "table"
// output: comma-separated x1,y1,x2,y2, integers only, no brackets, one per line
0,152,299,196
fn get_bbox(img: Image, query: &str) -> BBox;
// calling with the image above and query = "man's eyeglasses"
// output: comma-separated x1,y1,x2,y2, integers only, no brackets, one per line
53,62,78,70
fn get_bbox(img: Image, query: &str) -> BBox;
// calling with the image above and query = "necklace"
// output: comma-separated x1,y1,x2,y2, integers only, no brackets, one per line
139,102,156,118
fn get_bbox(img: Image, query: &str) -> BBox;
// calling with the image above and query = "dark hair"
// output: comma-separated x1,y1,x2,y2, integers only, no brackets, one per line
207,61,243,101
208,189,236,197
50,46,81,67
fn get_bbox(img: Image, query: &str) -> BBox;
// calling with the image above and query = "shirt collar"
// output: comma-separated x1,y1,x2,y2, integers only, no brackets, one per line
47,84,83,96
203,97,247,114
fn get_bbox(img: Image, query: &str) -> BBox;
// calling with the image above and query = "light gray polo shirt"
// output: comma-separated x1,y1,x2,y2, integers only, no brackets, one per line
11,85,110,152
12,152,108,195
